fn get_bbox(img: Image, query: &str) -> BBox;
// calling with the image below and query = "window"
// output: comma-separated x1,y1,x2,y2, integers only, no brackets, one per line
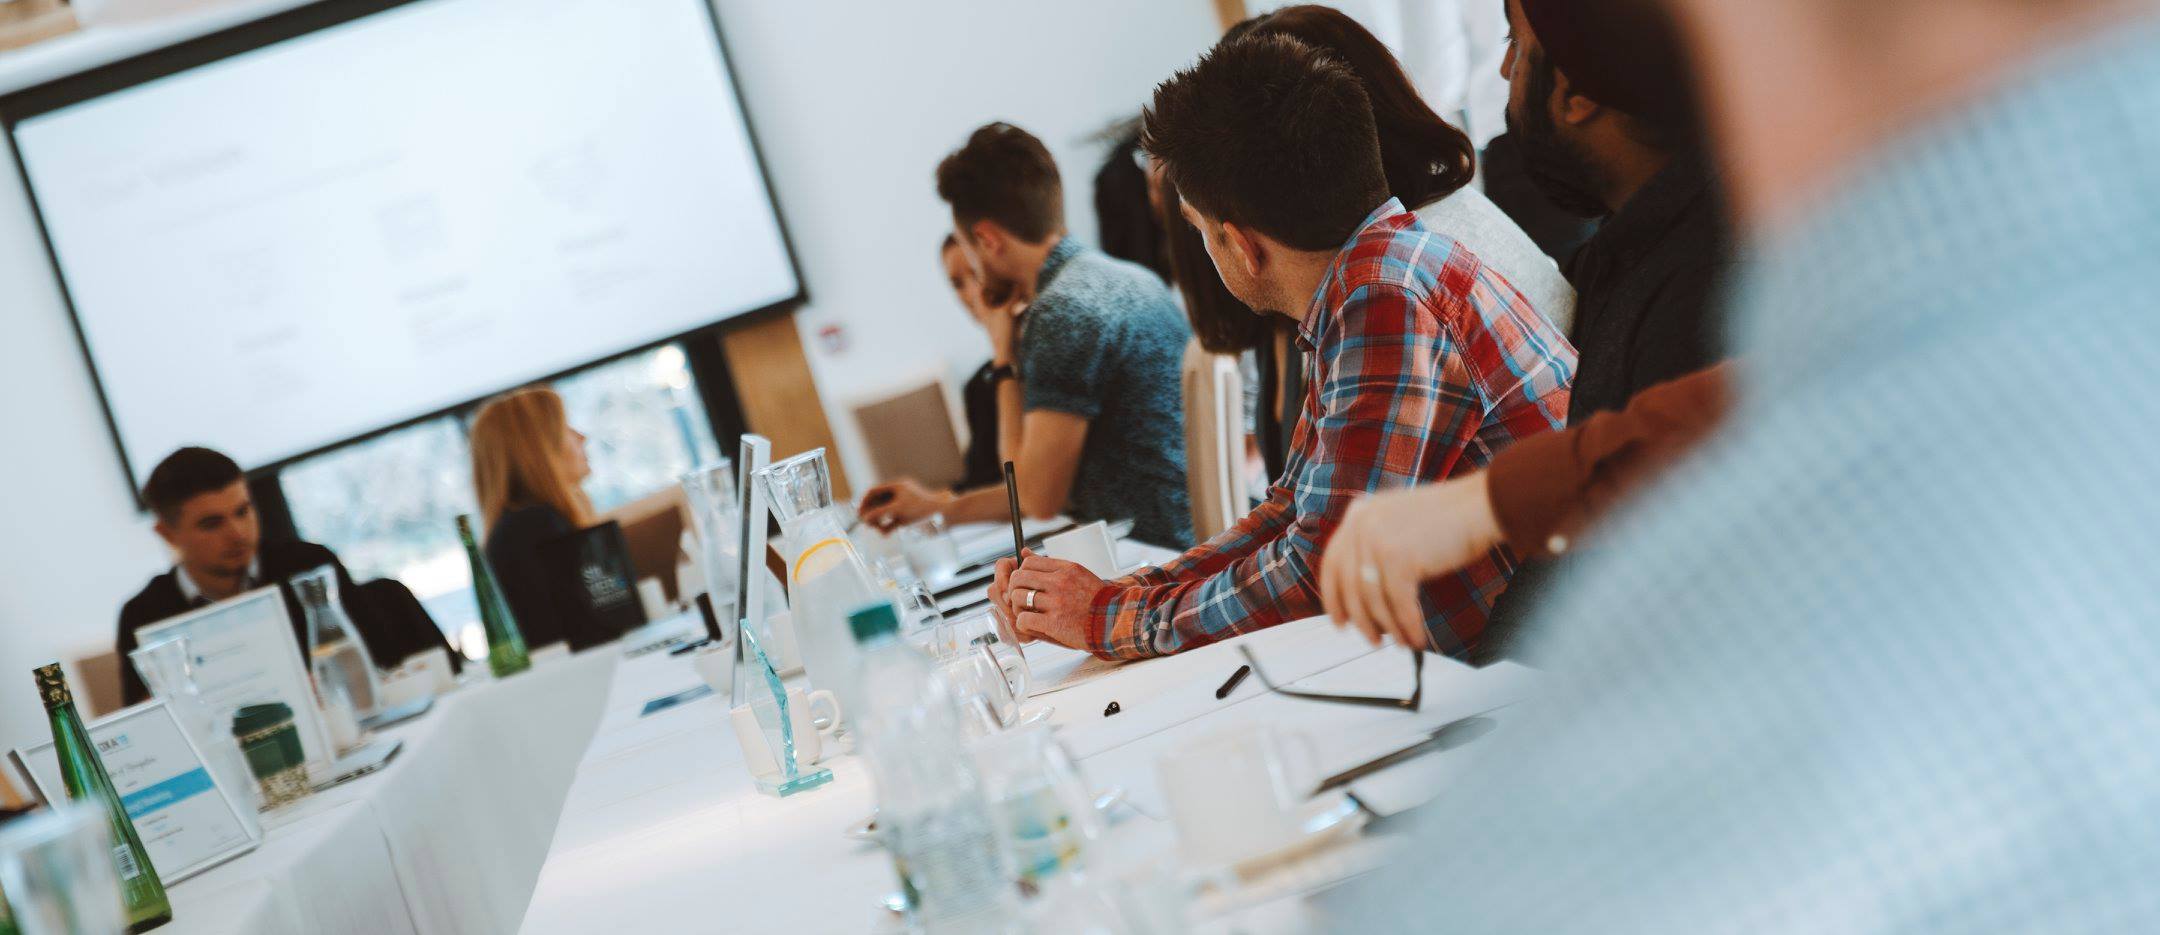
557,344,723,512
284,342,721,658
283,415,481,645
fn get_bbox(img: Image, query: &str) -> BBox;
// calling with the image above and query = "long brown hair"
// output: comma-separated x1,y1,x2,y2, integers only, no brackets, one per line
470,387,593,534
1244,5,1478,209
1157,172,1274,354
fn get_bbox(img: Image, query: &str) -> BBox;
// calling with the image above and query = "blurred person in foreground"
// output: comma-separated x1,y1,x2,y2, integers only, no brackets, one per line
860,123,1194,549
1329,0,2160,928
993,35,1573,660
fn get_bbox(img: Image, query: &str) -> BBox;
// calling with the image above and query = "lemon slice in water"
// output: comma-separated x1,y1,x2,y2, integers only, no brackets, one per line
792,537,855,582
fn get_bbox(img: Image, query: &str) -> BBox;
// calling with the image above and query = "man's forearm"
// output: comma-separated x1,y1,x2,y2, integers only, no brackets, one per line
939,484,1018,526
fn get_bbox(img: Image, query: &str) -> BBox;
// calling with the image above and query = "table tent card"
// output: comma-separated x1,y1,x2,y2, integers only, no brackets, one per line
12,700,261,882
136,587,339,781
540,519,648,651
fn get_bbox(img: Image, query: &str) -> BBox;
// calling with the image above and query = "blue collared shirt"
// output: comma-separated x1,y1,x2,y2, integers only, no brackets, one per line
1336,17,2160,932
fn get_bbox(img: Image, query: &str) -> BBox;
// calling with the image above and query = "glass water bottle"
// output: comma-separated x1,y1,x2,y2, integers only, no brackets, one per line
32,665,170,932
456,515,532,678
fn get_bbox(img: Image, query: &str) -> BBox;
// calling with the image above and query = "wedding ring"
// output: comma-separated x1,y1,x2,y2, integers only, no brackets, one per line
1025,588,1038,610
1360,565,1381,586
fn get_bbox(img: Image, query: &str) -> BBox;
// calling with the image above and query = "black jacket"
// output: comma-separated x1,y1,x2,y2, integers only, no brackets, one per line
486,505,577,651
116,539,449,705
1479,154,1733,663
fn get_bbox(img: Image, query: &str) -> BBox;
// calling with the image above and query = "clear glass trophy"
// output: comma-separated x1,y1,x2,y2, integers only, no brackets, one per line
733,435,830,797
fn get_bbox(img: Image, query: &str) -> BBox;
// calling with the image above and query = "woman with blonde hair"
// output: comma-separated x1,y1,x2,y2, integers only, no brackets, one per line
469,386,593,649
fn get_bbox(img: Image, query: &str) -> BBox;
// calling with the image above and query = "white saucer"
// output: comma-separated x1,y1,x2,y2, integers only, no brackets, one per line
1207,794,1368,882
847,786,1125,843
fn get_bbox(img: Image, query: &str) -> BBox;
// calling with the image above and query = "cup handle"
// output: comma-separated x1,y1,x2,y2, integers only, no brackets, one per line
806,689,843,737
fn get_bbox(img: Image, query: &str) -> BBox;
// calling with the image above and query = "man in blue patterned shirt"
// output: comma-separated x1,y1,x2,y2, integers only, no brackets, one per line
861,123,1193,549
1330,0,2160,930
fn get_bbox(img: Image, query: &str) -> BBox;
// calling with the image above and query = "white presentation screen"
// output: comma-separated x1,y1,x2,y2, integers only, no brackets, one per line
7,0,798,488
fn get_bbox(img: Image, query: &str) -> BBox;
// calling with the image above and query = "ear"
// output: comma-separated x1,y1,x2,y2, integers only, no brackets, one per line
153,518,178,547
969,219,1006,259
1218,220,1267,281
1549,67,1602,127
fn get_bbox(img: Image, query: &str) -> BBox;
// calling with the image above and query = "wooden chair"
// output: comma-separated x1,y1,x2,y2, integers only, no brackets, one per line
1181,340,1249,541
851,378,967,492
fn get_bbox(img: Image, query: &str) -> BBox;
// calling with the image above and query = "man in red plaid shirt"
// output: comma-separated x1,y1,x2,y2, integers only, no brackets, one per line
996,34,1574,660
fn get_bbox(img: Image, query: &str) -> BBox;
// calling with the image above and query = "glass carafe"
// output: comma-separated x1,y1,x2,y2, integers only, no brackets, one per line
679,459,741,644
758,449,879,730
292,569,380,719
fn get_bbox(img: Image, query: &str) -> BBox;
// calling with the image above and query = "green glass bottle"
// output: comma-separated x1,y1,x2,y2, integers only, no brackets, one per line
457,515,531,677
34,664,170,932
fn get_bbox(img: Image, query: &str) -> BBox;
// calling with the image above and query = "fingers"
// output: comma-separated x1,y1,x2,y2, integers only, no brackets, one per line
1332,537,1385,647
1012,611,1072,649
1375,563,1428,651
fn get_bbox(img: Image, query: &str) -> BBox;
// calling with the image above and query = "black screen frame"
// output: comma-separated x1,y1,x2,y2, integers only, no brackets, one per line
0,0,809,505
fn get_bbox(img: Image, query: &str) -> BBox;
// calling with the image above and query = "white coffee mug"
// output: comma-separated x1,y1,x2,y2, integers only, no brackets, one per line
1042,521,1121,579
730,686,842,776
1157,724,1321,867
690,643,735,696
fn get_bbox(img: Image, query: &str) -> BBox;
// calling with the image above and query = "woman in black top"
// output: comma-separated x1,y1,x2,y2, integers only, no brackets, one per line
469,386,595,650
941,234,1012,490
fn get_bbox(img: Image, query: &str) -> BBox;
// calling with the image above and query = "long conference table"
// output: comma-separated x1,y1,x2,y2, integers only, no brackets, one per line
153,531,1538,934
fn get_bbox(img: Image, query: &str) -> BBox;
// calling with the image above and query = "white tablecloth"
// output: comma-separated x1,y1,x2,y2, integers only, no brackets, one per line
159,647,621,935
518,618,1538,933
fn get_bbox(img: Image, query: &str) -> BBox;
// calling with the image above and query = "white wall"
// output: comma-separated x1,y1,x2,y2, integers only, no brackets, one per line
710,0,1220,486
0,0,1220,749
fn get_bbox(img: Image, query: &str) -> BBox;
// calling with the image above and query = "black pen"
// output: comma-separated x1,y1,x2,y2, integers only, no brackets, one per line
1215,664,1252,700
1002,460,1027,562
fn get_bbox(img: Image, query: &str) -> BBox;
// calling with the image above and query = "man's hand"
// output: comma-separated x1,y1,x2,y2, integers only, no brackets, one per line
857,478,954,532
962,274,1027,364
995,552,1107,651
1320,471,1503,651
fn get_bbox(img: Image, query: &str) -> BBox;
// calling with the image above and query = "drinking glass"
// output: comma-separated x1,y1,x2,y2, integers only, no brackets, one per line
0,803,129,935
936,648,1018,739
940,607,1033,702
893,580,943,641
679,459,741,635
970,723,1101,888
129,637,263,821
899,514,962,583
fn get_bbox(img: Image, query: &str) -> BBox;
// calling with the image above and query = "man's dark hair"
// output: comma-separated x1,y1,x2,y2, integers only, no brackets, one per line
1143,35,1390,251
143,447,243,521
935,123,1064,244
1518,0,1699,147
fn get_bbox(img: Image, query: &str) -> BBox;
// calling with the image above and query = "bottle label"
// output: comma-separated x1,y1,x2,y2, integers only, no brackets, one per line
113,843,144,882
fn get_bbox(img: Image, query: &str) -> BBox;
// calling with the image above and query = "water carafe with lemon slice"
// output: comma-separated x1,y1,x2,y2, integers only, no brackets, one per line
757,449,883,731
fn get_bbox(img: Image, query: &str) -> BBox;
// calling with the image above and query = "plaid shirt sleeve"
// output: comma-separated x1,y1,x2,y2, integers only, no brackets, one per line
1086,282,1503,659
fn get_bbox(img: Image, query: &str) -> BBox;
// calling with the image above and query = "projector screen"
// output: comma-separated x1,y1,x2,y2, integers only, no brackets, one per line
2,0,801,492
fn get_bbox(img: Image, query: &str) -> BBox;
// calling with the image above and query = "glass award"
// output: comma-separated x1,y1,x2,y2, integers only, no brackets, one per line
731,436,830,797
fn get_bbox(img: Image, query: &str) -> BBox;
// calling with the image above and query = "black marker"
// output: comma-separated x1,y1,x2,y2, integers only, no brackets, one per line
1214,664,1252,700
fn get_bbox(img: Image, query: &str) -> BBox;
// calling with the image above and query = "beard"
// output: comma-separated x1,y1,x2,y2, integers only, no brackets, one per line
1507,60,1611,219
